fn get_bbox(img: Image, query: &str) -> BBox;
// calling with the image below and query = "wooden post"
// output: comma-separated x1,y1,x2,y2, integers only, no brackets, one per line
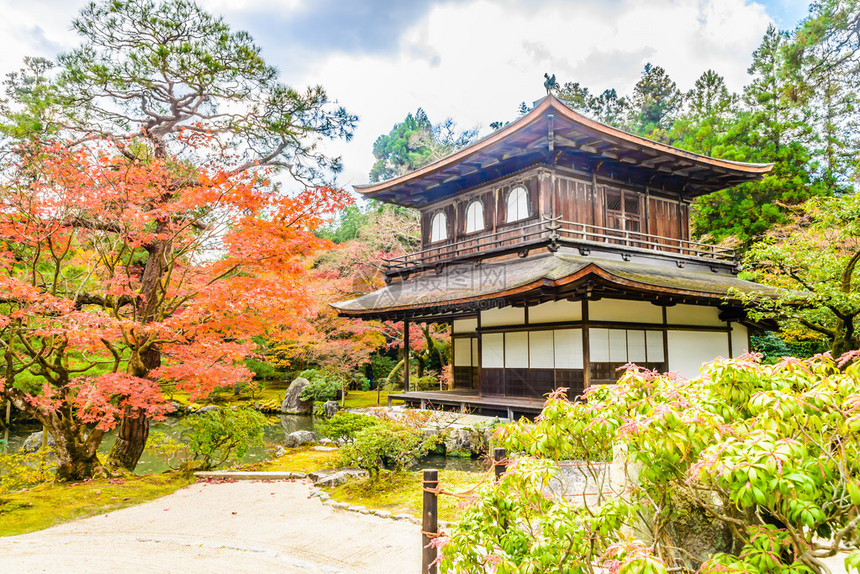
422,468,439,574
3,400,10,450
494,447,507,482
404,318,411,393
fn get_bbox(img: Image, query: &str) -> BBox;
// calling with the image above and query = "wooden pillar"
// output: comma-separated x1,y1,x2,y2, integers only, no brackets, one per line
644,186,651,236
403,318,411,393
582,299,591,389
422,469,439,574
662,306,670,370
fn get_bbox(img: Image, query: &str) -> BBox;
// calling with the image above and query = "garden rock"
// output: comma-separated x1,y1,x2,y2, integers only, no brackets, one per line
279,377,313,414
443,428,473,453
196,405,220,414
322,400,340,419
284,430,316,448
21,431,56,453
311,469,368,488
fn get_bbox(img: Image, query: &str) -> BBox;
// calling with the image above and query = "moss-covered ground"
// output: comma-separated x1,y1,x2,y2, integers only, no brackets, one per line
243,446,341,473
323,469,488,522
169,387,401,411
0,472,194,537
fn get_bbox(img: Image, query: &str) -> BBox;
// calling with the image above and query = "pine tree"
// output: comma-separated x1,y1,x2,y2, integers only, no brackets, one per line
629,63,681,140
691,26,824,243
670,70,738,156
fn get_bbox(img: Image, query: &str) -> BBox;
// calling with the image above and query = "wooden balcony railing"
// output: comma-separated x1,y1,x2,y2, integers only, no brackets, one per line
383,216,735,274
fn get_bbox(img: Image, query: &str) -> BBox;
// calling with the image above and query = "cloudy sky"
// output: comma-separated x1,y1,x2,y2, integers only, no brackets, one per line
0,0,810,193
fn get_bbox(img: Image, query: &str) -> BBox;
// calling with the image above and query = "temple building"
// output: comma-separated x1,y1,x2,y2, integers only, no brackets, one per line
333,95,775,418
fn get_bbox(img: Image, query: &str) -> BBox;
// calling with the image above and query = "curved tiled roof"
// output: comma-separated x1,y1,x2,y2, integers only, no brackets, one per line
332,252,777,319
355,96,773,207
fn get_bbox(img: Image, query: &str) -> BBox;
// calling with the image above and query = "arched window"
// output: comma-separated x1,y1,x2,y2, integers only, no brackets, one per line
506,185,529,223
430,211,448,243
464,200,484,234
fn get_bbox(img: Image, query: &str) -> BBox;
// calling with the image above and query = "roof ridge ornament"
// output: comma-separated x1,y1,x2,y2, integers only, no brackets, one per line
543,73,557,94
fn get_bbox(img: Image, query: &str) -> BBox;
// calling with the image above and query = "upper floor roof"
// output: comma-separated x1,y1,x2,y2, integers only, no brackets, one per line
355,95,773,208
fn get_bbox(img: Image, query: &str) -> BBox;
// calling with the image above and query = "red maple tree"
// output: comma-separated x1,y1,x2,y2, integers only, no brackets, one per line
0,138,349,479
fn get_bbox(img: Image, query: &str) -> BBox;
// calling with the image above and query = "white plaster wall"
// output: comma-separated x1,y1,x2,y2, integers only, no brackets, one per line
731,323,749,358
482,333,504,368
481,306,525,327
666,304,724,327
453,337,473,367
554,329,584,369
453,318,478,333
528,299,582,324
667,330,731,379
589,299,663,324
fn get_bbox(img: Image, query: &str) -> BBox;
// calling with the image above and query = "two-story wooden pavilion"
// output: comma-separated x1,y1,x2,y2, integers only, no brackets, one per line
333,95,775,418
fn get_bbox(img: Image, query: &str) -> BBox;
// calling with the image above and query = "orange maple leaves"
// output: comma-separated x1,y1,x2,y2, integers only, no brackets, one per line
0,136,351,425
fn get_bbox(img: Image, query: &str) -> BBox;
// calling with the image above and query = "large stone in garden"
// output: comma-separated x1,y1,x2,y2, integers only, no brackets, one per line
443,428,473,453
280,377,313,414
21,431,56,453
322,400,340,419
285,430,317,448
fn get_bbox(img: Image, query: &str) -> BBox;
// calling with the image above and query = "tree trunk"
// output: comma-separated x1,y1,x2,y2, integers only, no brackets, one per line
107,410,150,471
106,233,167,471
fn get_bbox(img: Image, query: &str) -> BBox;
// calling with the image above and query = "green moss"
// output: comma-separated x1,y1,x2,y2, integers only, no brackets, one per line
342,391,402,409
0,472,194,537
247,446,340,473
324,469,485,522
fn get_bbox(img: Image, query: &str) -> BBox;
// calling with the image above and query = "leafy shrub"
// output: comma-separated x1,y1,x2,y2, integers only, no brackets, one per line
370,354,398,385
317,412,381,443
146,431,191,470
441,354,860,573
339,421,436,478
298,368,344,402
414,375,439,391
186,407,268,470
750,331,828,364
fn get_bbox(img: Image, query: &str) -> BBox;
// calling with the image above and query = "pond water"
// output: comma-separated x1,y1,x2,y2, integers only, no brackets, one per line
2,415,486,474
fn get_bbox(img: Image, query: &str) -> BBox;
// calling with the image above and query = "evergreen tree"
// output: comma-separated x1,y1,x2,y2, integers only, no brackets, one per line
629,63,681,139
670,70,738,156
785,0,860,193
556,81,630,128
691,26,824,244
369,109,477,182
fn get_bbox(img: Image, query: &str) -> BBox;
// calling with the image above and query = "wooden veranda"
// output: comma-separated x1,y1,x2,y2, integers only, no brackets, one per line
388,389,546,419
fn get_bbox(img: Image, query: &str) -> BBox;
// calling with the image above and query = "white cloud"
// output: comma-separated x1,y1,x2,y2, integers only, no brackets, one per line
0,0,775,195
307,0,773,191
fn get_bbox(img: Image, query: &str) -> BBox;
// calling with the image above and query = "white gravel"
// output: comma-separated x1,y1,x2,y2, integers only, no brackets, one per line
0,480,422,574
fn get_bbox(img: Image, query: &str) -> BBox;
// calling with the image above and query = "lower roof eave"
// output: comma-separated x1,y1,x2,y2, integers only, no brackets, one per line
333,262,759,321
